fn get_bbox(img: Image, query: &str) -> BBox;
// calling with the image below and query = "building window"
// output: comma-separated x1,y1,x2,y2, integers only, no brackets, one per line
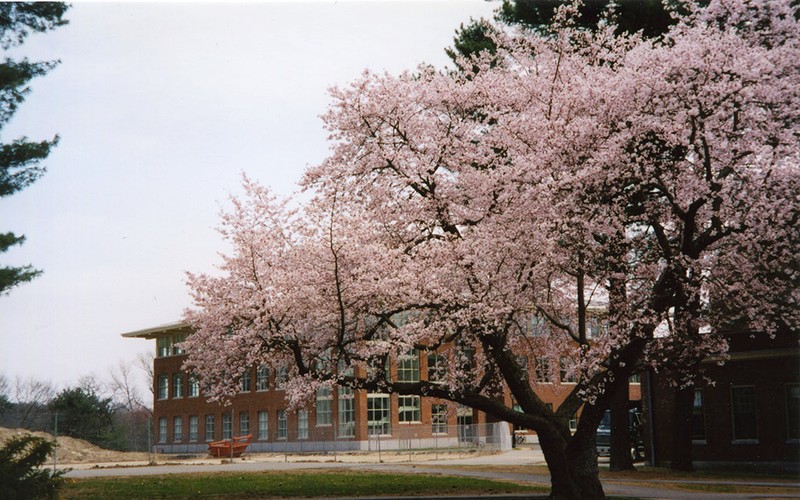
189,415,198,441
535,357,553,383
432,404,448,434
222,413,232,439
397,349,420,383
692,389,706,442
239,412,249,435
629,373,641,384
173,416,183,442
731,385,758,441
457,405,474,443
257,365,270,391
529,315,548,336
157,375,169,400
173,373,183,399
427,353,444,383
367,394,391,436
338,387,355,438
157,337,170,358
205,415,215,442
587,318,606,338
398,395,421,423
158,417,167,443
298,409,308,440
785,384,800,441
258,411,269,440
316,387,332,426
156,333,188,357
517,355,529,380
188,376,200,398
276,365,288,390
240,370,251,393
559,358,577,383
568,413,578,432
172,333,187,355
277,410,287,439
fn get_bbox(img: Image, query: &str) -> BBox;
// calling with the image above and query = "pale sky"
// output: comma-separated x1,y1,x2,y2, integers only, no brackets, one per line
0,1,497,396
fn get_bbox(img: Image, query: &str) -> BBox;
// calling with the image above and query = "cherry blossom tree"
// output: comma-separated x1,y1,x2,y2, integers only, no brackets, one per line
183,1,798,498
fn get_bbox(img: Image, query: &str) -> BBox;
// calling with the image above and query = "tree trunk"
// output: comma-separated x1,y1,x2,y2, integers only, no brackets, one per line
537,429,584,499
670,385,695,471
609,376,635,471
564,402,607,499
566,428,605,499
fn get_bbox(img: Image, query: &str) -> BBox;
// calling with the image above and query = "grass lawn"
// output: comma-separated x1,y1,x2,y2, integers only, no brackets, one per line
60,469,549,499
423,464,800,497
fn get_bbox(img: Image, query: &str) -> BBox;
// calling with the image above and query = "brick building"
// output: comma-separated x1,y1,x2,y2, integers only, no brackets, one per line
123,321,641,454
642,328,800,469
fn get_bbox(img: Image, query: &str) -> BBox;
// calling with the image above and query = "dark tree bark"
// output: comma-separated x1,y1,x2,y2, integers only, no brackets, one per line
609,376,635,471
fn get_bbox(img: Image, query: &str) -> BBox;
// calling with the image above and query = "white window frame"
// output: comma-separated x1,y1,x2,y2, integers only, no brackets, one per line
367,393,391,436
205,415,215,442
157,375,169,400
298,409,309,440
277,410,287,440
398,395,421,423
239,411,249,435
173,416,183,442
189,415,198,442
256,365,270,391
316,387,332,426
338,387,355,438
258,411,269,440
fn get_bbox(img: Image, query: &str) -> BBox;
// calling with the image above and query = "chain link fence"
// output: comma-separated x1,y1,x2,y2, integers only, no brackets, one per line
2,406,512,465
0,405,154,467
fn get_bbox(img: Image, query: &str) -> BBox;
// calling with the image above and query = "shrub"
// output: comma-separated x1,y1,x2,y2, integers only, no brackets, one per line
0,434,64,499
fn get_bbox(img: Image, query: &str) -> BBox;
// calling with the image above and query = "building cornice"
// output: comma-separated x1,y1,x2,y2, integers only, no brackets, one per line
121,321,190,339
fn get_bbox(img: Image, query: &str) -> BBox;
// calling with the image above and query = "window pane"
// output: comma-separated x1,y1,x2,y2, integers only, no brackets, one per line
338,387,355,438
398,395,421,422
239,412,249,435
367,394,391,435
258,411,269,440
189,415,198,441
397,349,420,383
222,414,232,439
298,409,308,439
158,417,167,443
432,404,447,434
316,387,332,425
173,416,182,442
173,374,183,398
205,415,215,442
786,384,800,440
257,366,270,391
277,410,287,439
158,375,169,400
692,389,706,440
731,386,757,440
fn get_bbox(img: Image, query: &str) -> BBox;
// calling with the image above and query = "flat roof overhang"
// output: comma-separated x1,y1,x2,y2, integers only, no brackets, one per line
121,321,190,339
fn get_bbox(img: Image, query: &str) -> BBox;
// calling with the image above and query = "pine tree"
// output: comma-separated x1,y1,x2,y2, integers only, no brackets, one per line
0,2,69,295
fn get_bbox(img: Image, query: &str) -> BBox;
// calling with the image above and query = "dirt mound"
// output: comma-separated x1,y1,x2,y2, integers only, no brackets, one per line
0,427,149,464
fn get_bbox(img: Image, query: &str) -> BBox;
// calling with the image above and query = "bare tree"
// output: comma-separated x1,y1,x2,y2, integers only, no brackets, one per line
107,360,146,413
12,376,55,427
135,351,154,403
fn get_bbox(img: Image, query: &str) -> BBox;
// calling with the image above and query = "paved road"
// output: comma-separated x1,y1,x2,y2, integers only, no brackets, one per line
62,448,800,499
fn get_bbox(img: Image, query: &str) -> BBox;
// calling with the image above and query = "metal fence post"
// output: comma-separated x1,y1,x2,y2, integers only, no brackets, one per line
52,412,58,473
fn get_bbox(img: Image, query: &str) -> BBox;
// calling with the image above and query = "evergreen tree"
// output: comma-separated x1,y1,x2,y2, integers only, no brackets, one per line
0,2,69,295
